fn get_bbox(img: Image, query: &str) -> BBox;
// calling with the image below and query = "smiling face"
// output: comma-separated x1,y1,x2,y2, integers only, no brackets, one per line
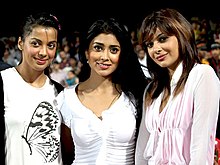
86,33,121,78
146,28,181,72
18,25,58,72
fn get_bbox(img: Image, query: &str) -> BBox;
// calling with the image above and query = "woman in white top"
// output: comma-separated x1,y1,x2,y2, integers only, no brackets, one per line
0,12,63,165
135,8,220,165
56,18,148,165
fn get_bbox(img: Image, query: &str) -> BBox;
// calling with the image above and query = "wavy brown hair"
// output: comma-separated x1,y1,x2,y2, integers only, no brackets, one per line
140,8,201,101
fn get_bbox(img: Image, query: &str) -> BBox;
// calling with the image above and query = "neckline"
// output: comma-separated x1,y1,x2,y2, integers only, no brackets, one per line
74,84,122,120
13,67,48,89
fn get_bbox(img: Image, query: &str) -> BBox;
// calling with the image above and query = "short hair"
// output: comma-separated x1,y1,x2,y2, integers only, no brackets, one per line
211,42,220,50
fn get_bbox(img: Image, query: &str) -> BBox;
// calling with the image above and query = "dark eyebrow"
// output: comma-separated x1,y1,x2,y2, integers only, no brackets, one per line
93,42,104,46
110,45,120,49
93,42,120,48
30,37,57,44
145,33,164,44
155,33,163,39
30,37,41,41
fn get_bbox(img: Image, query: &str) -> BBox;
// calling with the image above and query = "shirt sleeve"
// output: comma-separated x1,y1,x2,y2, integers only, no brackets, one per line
55,90,64,110
55,89,72,128
189,65,220,165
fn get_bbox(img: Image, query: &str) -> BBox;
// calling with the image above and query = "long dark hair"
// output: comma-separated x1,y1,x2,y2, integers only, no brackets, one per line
78,17,148,133
140,8,201,100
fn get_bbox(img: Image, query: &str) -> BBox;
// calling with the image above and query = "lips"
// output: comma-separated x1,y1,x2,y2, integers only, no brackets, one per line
97,63,111,69
35,58,48,65
156,54,167,61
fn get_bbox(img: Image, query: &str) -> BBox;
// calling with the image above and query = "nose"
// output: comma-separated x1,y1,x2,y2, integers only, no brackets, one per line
39,46,48,57
100,49,109,60
153,44,162,54
154,48,162,54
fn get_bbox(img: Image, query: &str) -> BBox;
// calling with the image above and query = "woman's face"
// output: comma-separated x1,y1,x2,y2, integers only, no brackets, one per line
146,28,180,72
18,26,58,72
86,33,121,78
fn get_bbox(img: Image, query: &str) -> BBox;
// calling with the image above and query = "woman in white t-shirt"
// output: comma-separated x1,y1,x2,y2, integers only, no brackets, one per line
56,18,148,165
0,12,64,165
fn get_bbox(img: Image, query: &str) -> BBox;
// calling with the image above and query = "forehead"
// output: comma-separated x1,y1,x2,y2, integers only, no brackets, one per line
144,28,161,43
152,28,162,38
91,33,119,45
145,29,159,44
26,26,57,42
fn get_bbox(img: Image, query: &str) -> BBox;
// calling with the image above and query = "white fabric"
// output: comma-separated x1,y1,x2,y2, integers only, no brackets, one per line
2,67,63,165
135,63,220,165
138,54,147,67
56,85,137,165
138,55,151,79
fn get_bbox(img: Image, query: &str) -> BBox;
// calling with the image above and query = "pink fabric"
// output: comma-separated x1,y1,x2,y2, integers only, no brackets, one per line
135,63,220,165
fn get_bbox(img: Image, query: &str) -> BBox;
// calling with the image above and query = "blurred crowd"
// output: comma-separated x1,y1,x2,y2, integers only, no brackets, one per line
0,16,220,86
192,16,220,79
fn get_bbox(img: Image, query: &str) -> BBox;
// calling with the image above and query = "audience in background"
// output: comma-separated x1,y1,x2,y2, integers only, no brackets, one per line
208,42,220,79
1,14,220,85
0,40,12,71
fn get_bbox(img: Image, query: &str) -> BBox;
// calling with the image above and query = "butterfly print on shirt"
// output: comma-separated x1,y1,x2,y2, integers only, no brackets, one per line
21,101,60,163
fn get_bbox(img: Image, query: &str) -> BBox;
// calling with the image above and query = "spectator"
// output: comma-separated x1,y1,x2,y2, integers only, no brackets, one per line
64,69,79,87
0,40,12,71
208,42,220,79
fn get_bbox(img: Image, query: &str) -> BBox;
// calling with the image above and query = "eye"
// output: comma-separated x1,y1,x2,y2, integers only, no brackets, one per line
158,35,168,43
146,42,153,49
110,47,120,54
48,42,56,50
94,45,103,52
31,41,40,47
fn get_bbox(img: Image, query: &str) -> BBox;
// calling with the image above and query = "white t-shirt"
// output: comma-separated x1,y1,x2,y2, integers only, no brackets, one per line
56,84,137,165
2,67,63,165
